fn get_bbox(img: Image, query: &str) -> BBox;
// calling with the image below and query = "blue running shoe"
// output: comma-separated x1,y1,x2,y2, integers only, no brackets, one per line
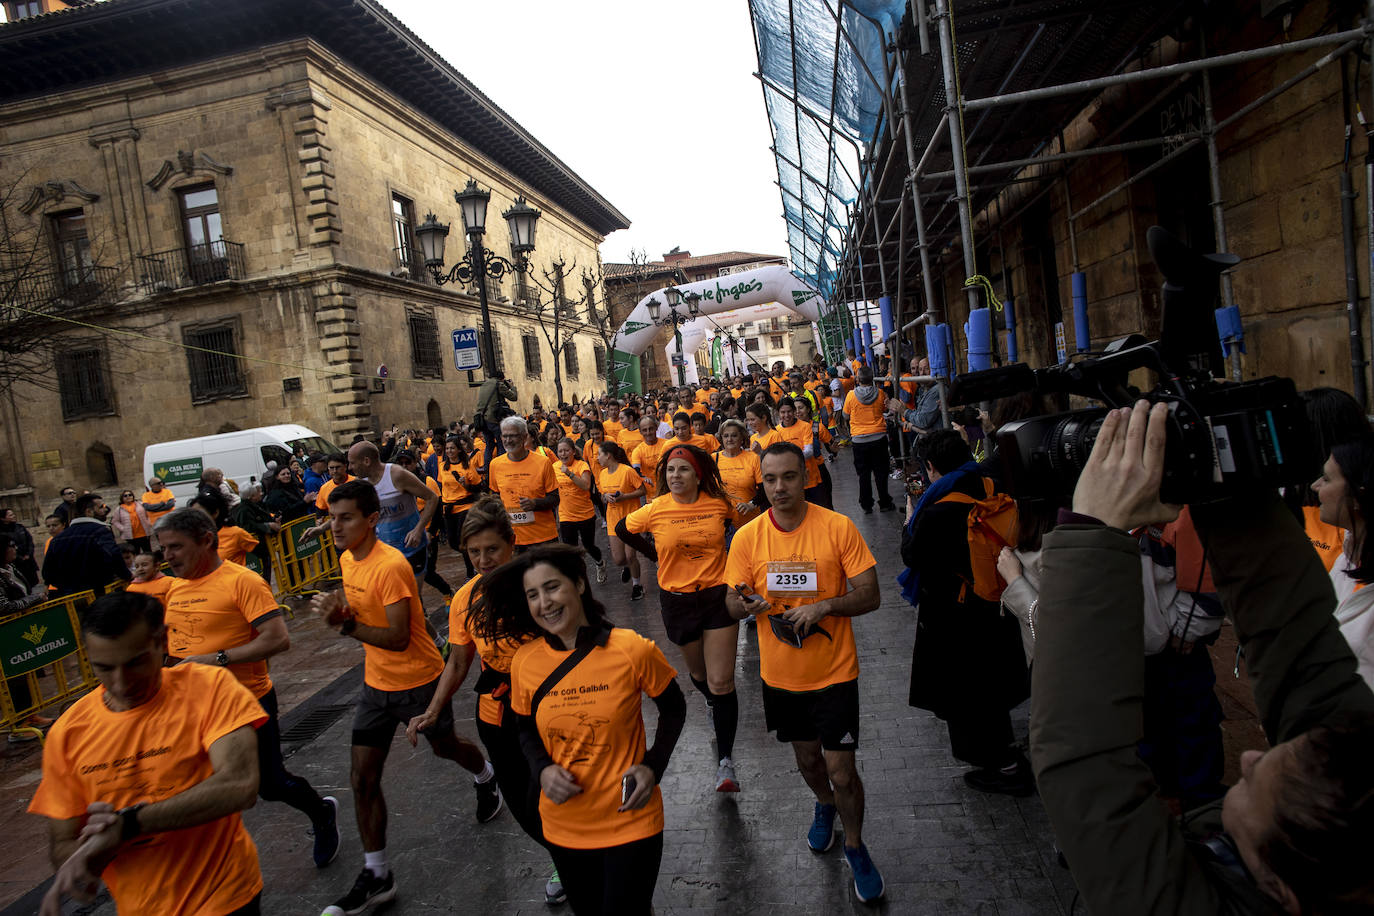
843,843,885,903
807,802,836,852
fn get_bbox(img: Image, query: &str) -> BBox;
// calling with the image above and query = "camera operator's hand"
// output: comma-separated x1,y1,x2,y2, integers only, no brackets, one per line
1072,401,1180,532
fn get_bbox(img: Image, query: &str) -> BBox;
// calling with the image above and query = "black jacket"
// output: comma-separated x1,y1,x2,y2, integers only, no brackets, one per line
902,471,1028,718
41,517,130,597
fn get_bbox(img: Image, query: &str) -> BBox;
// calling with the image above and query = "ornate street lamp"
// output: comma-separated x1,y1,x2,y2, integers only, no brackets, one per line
646,287,700,385
414,179,542,374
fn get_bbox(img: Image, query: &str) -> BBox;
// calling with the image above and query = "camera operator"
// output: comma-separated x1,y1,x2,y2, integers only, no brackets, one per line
1032,400,1374,915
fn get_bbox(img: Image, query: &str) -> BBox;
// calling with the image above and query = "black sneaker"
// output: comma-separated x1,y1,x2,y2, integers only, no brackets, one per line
631,584,645,601
475,777,504,823
962,762,1035,797
878,502,898,512
321,867,396,915
861,506,873,514
621,567,631,583
312,796,340,868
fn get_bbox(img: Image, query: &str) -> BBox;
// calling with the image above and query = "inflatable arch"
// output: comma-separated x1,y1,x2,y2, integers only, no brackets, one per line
610,264,825,385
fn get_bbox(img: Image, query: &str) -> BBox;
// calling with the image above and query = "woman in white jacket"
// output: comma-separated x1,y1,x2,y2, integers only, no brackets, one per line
1312,437,1374,687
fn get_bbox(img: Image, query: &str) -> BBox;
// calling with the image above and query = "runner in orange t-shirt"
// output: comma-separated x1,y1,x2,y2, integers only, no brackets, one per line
29,591,266,916
485,544,685,916
488,417,560,548
125,551,173,607
310,479,499,915
598,441,647,601
714,419,766,529
621,443,741,793
157,506,340,867
724,442,885,902
631,416,670,494
403,498,565,905
554,438,606,582
747,402,783,453
777,396,836,509
843,366,897,513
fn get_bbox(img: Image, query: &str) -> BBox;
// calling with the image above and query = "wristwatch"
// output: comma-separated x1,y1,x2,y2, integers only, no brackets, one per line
117,802,147,842
340,618,358,637
215,650,230,666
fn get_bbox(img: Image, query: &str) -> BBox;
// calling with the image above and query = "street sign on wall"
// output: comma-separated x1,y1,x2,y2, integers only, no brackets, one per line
452,328,482,371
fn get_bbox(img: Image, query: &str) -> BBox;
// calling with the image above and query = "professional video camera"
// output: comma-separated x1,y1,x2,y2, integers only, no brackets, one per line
948,226,1316,505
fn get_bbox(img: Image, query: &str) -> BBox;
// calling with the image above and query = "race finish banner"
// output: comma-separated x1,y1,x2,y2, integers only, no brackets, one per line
609,349,642,395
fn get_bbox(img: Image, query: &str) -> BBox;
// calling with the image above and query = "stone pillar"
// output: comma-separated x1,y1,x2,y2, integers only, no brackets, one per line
314,278,370,443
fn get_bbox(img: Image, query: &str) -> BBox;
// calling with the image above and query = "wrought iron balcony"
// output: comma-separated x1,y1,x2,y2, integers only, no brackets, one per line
137,240,246,294
1,265,121,314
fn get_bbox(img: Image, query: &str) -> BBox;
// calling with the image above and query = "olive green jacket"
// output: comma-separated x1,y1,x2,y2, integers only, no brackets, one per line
1031,491,1374,915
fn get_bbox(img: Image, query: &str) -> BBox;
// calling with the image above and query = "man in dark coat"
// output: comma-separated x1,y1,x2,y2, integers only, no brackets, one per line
902,429,1031,795
41,493,129,596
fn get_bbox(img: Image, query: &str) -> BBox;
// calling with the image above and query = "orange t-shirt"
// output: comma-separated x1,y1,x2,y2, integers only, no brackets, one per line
217,526,260,566
488,451,559,546
1303,505,1346,572
599,464,644,530
625,493,732,592
583,439,604,470
341,540,445,692
554,459,596,523
165,561,279,699
617,427,645,457
140,489,176,527
315,475,355,512
713,449,763,526
673,432,720,454
438,461,481,506
776,421,830,489
28,664,266,916
413,475,438,514
768,377,788,401
122,505,147,539
839,376,856,395
843,389,888,437
510,628,676,849
631,439,670,493
448,575,532,726
603,419,624,441
126,573,174,607
724,505,876,692
750,426,783,453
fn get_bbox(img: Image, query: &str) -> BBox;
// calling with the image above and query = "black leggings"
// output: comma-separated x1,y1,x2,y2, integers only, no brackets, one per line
558,518,602,563
548,832,663,916
256,689,330,820
443,507,476,578
476,712,543,844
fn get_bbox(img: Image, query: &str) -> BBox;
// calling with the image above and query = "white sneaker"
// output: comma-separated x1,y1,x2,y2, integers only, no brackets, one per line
715,757,740,793
595,560,607,584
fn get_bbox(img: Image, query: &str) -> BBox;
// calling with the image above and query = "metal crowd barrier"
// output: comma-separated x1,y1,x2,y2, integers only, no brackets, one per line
266,516,341,603
0,590,98,745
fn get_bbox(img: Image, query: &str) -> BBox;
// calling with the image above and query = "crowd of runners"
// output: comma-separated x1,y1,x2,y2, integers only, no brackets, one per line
19,352,1374,916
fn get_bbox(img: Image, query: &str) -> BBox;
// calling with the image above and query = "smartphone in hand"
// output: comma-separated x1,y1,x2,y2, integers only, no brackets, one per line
621,774,637,804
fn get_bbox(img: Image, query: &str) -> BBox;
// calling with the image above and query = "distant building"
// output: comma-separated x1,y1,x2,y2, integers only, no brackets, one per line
0,0,628,520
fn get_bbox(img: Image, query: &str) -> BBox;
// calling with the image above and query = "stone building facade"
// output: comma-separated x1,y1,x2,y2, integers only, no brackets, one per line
923,1,1372,397
0,0,628,519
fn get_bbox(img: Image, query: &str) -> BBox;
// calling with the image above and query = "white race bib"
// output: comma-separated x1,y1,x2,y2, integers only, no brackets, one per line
766,561,819,597
509,510,534,525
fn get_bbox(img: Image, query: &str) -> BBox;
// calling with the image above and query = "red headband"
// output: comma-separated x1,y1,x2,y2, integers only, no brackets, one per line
665,446,703,480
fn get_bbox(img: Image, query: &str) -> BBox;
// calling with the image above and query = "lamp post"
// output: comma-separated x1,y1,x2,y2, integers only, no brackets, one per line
414,179,541,375
646,287,700,385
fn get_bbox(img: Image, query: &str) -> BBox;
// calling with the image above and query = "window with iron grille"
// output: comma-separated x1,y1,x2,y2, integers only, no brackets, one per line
593,345,607,377
407,308,443,379
183,320,247,403
564,342,579,379
522,333,542,378
56,345,115,420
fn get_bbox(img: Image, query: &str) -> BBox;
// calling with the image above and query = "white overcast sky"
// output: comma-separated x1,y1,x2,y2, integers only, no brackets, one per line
375,0,790,266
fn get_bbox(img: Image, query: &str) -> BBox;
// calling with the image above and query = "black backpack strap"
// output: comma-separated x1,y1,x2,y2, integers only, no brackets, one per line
530,623,612,717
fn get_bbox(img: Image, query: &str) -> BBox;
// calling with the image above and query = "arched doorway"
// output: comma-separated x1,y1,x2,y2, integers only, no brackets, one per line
426,398,442,429
85,442,116,487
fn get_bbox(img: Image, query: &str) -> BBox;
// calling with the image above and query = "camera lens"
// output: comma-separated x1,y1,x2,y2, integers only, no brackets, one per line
1046,410,1107,478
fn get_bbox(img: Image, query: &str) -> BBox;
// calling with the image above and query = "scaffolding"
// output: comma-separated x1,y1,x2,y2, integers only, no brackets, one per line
750,0,1374,414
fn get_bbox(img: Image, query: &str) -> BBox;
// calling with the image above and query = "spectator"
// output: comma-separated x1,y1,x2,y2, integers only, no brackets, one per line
902,429,1030,795
111,489,154,554
41,493,129,597
2,532,50,740
302,454,329,502
140,476,176,528
0,507,38,587
1314,436,1374,686
1032,401,1374,915
199,467,241,509
51,486,79,525
234,483,280,580
265,465,312,522
475,371,519,468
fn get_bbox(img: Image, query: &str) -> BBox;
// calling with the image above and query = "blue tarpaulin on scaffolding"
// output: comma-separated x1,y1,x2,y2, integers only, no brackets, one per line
747,0,905,303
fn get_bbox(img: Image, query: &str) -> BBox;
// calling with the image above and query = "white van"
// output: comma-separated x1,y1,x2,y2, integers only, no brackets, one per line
142,425,343,504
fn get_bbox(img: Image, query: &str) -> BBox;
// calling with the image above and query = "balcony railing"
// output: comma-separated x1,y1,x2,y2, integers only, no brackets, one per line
137,240,246,294
393,245,424,280
1,265,121,314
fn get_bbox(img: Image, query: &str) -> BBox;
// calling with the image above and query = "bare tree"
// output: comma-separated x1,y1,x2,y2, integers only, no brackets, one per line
524,256,590,406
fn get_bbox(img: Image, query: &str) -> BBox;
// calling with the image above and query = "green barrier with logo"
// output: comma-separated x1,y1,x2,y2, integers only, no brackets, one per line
0,591,98,744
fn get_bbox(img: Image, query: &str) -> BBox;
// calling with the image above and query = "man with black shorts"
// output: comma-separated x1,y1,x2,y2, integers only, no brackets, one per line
311,480,500,916
725,442,885,903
